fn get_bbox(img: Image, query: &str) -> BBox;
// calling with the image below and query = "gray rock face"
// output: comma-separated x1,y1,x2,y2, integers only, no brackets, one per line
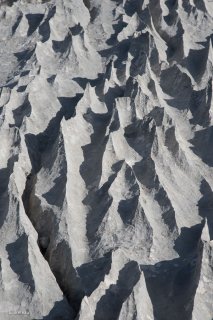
0,0,213,319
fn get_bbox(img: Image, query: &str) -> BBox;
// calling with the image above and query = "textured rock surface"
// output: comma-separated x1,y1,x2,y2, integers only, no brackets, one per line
0,0,213,319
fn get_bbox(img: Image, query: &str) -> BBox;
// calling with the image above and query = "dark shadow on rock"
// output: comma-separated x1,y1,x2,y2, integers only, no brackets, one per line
149,107,164,126
12,12,23,35
133,158,156,190
166,30,184,63
22,173,37,219
22,173,55,257
142,242,203,320
25,133,41,174
194,0,207,12
108,107,120,133
106,18,127,46
124,116,156,157
24,100,77,210
118,195,139,225
82,0,90,10
25,103,75,180
165,126,179,156
14,48,35,71
198,179,213,240
160,65,192,110
38,299,73,320
129,32,149,77
182,0,192,13
83,161,123,248
104,85,124,114
143,222,204,320
117,165,140,225
114,39,131,67
0,130,20,228
189,126,213,167
26,13,44,37
94,261,141,320
14,49,34,62
70,23,83,36
77,252,112,296
84,181,113,245
21,70,30,77
52,33,72,54
149,0,184,65
39,6,56,43
89,6,99,23
0,184,9,229
0,154,19,195
17,85,27,92
23,172,82,318
149,40,161,75
174,223,203,258
23,131,68,248
98,38,130,64
47,74,56,85
73,74,104,90
149,0,163,30
79,108,112,249
148,78,158,98
42,172,67,208
189,78,211,126
1,0,19,6
154,185,177,233
12,97,31,128
41,133,67,208
36,111,63,153
165,0,178,11
22,170,75,320
4,80,18,89
6,234,35,294
182,40,210,83
58,94,83,120
133,156,178,234
124,0,143,16
48,240,84,315
80,109,110,189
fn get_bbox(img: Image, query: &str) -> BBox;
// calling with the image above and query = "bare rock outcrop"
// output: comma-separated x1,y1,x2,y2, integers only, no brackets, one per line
0,0,212,319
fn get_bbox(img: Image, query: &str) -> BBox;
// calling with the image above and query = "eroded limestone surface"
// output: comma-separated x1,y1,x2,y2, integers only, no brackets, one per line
0,0,212,319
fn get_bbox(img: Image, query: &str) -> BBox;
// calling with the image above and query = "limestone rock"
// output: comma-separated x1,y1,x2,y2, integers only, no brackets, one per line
0,0,213,319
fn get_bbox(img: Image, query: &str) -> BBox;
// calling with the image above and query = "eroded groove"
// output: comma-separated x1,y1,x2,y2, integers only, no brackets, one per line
22,172,83,316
